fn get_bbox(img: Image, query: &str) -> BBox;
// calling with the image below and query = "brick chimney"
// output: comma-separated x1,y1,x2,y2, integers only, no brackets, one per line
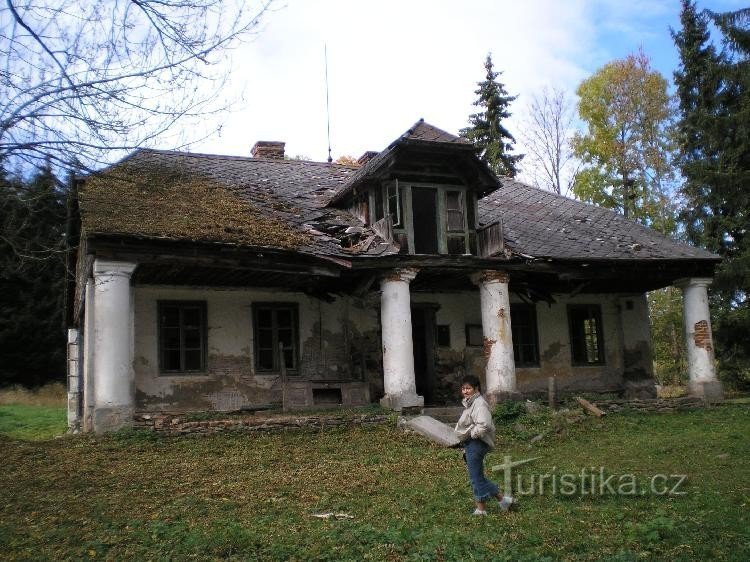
251,141,286,159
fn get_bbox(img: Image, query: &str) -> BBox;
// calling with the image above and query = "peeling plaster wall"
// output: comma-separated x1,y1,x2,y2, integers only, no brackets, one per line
520,294,624,394
412,291,637,400
619,295,654,380
132,286,368,412
130,284,653,411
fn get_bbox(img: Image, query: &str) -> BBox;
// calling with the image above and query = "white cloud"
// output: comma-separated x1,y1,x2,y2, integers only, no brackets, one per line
187,0,729,166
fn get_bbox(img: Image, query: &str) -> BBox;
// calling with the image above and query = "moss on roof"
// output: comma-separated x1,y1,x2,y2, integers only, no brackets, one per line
79,159,310,249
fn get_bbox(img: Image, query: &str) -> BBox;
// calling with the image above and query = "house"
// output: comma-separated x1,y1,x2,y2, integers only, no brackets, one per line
66,120,723,433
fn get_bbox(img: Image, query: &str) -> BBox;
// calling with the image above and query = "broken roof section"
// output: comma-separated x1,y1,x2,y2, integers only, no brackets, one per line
328,119,498,205
78,149,398,258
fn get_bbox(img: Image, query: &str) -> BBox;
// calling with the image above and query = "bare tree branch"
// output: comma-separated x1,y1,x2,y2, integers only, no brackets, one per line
0,0,273,173
520,86,579,196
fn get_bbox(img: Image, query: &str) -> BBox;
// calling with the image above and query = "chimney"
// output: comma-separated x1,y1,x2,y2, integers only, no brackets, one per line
357,151,379,166
251,141,286,159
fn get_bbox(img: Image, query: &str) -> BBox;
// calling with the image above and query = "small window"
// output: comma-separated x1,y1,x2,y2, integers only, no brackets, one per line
511,304,540,367
386,180,401,227
253,303,299,373
465,324,483,347
446,190,465,231
158,301,207,373
436,325,451,347
568,305,605,365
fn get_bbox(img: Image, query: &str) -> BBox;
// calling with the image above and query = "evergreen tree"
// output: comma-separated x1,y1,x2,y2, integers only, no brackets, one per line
673,1,750,389
0,164,68,387
461,54,522,177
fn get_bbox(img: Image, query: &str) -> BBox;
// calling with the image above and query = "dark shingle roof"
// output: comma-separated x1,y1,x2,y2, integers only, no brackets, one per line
80,129,718,264
479,178,718,261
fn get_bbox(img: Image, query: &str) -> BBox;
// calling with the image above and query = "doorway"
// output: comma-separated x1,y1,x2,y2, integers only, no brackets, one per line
411,305,437,405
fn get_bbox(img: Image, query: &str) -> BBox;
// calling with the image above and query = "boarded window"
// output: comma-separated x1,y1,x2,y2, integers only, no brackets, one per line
158,301,207,373
568,305,605,365
511,304,540,367
253,303,299,373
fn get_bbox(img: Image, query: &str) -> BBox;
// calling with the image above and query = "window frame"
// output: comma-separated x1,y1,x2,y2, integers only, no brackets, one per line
157,300,208,375
511,303,540,368
252,302,300,374
567,304,606,366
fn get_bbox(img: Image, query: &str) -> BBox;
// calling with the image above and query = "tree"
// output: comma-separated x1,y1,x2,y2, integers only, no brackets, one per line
572,51,676,234
673,1,750,389
0,164,68,387
1,0,272,172
461,54,522,177
520,87,578,195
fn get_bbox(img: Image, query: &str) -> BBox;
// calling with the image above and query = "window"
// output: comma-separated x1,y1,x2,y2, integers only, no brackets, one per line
158,301,207,373
386,180,402,227
436,325,451,347
446,190,465,231
465,324,483,347
253,303,299,373
568,305,605,365
511,304,540,367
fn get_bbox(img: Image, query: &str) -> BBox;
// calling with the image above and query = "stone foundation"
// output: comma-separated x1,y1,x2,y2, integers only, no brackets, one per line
133,412,390,436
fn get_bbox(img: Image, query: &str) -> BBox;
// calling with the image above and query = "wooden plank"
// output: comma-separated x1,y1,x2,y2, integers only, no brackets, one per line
576,396,606,417
478,220,504,257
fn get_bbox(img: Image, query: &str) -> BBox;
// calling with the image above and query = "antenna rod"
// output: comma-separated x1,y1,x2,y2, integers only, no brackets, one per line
325,44,332,163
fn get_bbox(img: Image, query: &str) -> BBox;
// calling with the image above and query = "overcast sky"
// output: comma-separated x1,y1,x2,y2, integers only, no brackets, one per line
190,0,744,178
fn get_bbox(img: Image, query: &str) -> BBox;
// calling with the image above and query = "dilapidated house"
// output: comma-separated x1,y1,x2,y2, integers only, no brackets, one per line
66,120,723,433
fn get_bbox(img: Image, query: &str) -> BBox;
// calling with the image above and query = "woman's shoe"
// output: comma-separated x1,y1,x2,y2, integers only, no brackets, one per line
499,496,515,512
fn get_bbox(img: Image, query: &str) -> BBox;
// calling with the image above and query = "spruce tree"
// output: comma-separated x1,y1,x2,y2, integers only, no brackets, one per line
0,164,68,387
461,54,522,177
673,0,750,389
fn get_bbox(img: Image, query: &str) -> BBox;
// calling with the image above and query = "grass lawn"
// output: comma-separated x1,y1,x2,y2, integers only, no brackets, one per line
0,404,67,440
1,404,748,561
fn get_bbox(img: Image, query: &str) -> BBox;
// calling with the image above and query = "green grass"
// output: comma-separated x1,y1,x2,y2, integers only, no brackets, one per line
1,405,749,561
0,404,67,440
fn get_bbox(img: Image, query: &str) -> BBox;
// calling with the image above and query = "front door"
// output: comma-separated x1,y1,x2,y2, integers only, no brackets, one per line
411,306,436,404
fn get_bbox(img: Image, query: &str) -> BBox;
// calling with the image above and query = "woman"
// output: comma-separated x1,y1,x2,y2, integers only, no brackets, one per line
454,375,515,515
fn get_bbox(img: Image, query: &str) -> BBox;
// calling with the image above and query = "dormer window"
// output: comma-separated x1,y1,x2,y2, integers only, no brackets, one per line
367,181,475,255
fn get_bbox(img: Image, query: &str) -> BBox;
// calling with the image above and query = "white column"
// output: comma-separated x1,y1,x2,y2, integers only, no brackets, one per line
92,259,137,432
675,278,723,400
474,270,517,401
380,268,423,411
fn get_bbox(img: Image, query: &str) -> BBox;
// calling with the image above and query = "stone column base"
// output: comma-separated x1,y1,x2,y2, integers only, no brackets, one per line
380,392,424,411
93,406,134,434
689,380,724,402
485,391,523,407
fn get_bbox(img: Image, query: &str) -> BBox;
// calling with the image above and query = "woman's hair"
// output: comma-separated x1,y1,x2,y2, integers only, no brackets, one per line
461,375,481,391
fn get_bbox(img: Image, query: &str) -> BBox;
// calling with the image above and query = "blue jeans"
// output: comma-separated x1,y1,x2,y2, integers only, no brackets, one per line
463,439,500,502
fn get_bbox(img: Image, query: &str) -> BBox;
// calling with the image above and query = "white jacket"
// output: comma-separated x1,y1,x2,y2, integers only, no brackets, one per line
454,393,496,448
